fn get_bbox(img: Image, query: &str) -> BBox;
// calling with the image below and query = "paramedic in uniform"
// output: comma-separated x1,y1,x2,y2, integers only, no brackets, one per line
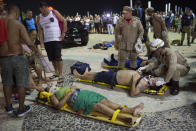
138,39,190,95
37,1,67,82
115,6,144,69
180,7,194,46
146,8,170,48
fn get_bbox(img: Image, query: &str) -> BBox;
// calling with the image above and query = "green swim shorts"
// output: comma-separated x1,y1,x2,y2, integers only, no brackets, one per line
73,90,107,115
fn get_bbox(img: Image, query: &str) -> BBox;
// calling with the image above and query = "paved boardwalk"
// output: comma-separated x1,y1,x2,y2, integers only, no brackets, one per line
0,33,196,131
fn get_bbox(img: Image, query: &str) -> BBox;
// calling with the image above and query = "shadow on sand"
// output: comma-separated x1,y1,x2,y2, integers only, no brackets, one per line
62,41,85,49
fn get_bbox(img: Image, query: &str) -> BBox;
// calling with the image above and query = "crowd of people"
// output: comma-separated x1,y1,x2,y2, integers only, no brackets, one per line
66,13,119,35
0,0,194,123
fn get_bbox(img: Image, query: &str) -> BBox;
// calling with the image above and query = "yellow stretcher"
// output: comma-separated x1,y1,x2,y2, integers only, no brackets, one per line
37,91,144,127
77,78,168,95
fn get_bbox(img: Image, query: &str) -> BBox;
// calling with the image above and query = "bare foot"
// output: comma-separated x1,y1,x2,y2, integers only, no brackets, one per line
133,102,144,116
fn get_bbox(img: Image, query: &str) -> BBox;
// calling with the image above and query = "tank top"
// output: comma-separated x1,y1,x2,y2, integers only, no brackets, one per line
39,11,61,43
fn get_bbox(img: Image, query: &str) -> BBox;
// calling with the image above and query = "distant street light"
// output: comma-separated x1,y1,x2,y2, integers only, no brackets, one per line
130,0,132,8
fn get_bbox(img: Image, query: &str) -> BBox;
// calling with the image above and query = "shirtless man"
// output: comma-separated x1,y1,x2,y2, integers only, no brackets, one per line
48,85,144,125
0,5,39,117
73,68,160,97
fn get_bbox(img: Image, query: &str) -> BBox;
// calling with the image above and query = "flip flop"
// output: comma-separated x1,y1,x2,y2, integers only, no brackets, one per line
49,75,59,80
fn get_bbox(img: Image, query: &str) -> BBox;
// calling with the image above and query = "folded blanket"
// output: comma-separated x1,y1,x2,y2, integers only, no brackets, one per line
0,18,8,45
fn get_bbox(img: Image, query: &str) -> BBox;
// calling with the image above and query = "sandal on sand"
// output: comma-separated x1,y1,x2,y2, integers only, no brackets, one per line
49,75,59,80
57,77,64,84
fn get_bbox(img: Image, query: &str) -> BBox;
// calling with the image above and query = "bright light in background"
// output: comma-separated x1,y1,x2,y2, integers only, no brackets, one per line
106,13,110,17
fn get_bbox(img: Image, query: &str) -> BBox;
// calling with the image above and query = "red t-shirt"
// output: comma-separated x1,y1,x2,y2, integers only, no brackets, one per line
0,18,8,45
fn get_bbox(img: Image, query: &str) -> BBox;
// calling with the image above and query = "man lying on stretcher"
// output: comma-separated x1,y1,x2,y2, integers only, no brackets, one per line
47,85,144,125
73,68,165,96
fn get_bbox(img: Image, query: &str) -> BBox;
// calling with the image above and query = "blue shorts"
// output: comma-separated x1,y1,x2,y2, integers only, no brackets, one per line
94,70,117,86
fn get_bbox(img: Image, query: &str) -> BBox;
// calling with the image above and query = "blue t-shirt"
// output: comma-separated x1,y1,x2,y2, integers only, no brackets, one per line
181,14,194,26
102,17,107,23
24,18,36,32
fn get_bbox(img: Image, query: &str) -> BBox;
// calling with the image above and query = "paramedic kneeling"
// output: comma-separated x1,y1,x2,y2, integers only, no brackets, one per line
138,39,190,95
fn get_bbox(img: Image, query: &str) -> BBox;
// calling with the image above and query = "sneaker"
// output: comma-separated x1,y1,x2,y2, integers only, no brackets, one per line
17,105,31,117
5,105,14,115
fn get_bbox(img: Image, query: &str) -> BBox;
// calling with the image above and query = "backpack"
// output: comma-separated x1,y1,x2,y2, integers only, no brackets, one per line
35,56,55,73
70,61,91,75
52,10,63,33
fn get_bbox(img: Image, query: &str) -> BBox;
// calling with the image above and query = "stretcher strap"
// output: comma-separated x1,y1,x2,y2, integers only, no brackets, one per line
111,105,126,122
103,65,128,70
60,103,69,110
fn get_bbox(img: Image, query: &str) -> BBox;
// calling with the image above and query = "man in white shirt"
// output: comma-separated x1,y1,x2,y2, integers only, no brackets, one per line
37,1,67,83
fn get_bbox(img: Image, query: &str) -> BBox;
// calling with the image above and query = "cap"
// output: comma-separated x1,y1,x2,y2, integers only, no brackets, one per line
122,6,132,13
150,39,165,52
146,7,154,13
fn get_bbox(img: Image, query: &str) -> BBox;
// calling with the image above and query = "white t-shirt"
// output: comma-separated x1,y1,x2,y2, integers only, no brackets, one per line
39,11,61,43
75,17,80,21
85,18,90,25
113,16,119,25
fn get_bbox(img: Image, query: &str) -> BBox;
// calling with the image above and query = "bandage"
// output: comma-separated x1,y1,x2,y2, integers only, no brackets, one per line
135,39,143,53
156,80,166,86
49,85,59,95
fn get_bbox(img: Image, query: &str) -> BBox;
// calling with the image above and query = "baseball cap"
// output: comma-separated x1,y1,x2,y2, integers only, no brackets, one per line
122,6,132,14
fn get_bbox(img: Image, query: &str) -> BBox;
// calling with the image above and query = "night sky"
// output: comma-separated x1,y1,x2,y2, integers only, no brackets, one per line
4,0,195,16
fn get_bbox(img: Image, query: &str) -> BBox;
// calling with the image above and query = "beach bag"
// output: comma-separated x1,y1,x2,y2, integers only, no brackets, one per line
35,56,55,73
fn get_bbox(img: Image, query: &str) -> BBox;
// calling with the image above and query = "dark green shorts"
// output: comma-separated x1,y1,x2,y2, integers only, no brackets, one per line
0,55,29,87
73,90,107,115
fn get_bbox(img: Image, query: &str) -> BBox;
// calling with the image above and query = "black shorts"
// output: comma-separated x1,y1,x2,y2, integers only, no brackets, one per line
94,70,118,86
44,41,62,61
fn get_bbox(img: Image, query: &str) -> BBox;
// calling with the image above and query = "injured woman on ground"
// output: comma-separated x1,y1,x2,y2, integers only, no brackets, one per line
46,85,144,125
72,68,166,97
